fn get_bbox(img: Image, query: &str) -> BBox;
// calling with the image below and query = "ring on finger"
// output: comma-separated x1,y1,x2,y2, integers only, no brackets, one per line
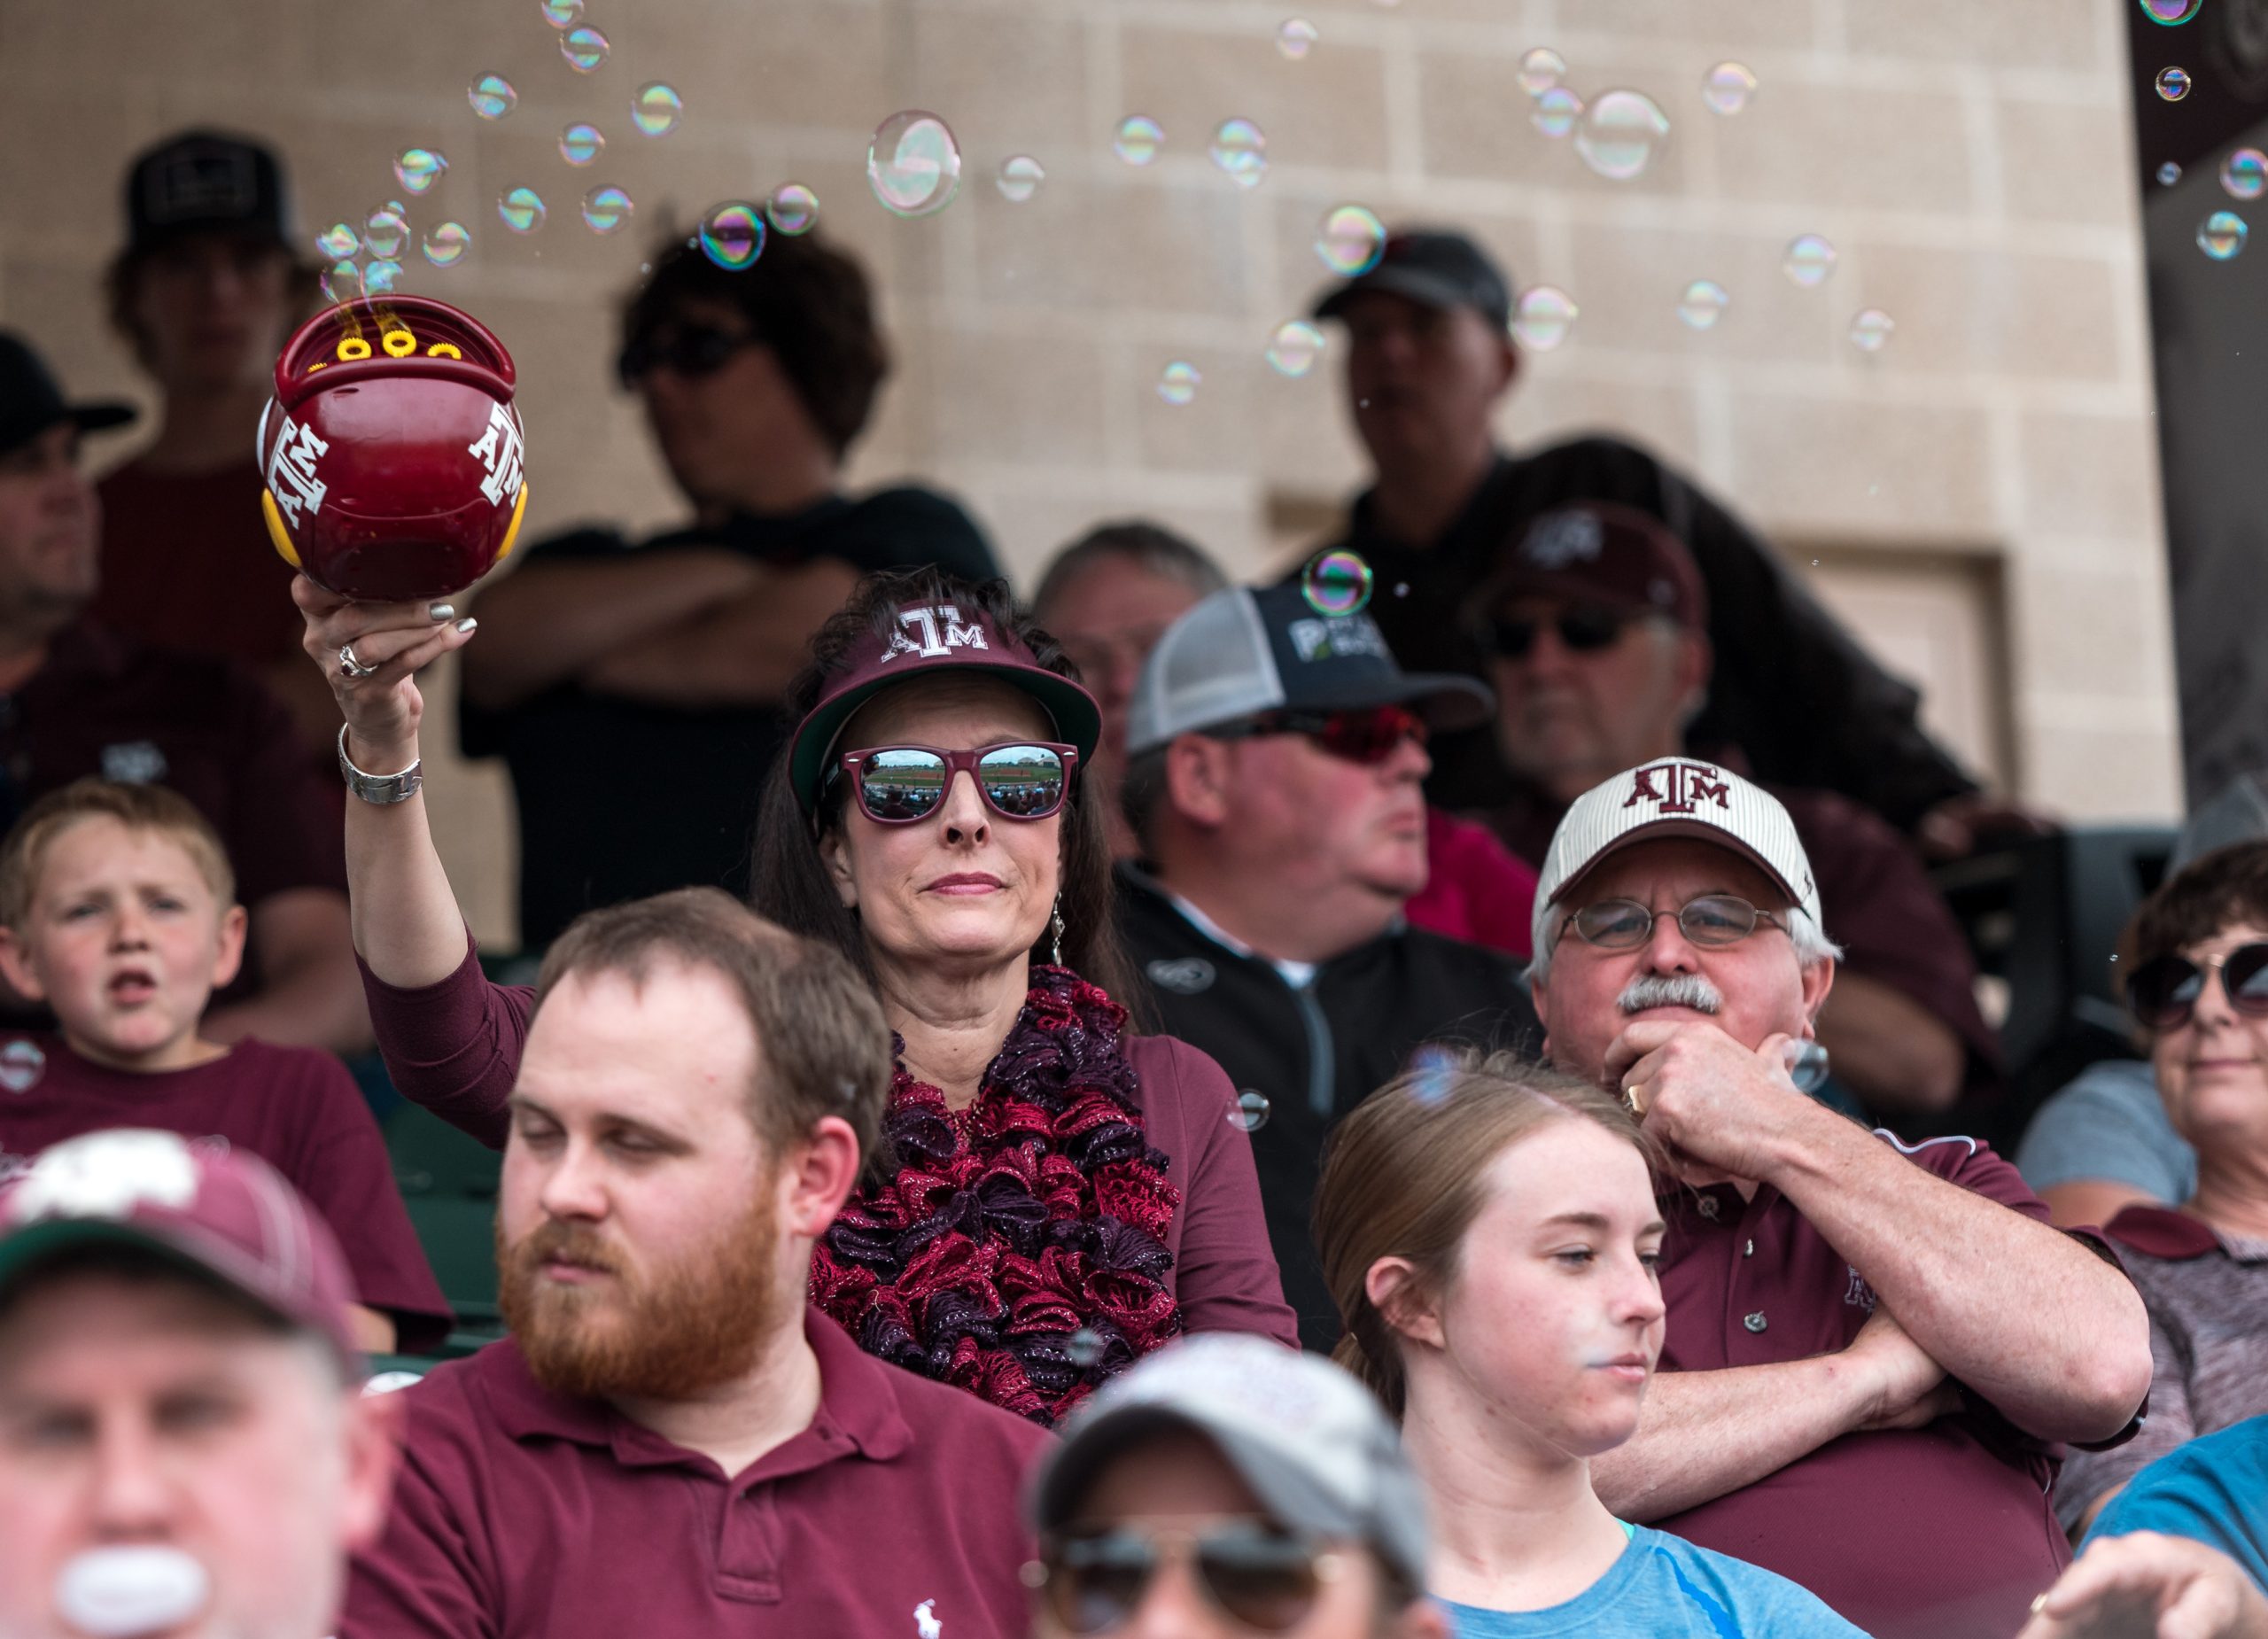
1622,1080,1648,1117
338,643,378,680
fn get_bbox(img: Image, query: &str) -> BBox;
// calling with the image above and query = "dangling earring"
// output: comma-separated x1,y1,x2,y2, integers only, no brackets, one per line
1050,896,1067,967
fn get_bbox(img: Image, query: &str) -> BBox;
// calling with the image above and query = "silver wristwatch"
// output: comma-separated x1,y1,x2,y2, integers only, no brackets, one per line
337,725,423,804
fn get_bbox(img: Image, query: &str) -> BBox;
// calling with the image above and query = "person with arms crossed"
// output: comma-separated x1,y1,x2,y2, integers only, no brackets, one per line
1526,757,2150,1638
0,1130,400,1639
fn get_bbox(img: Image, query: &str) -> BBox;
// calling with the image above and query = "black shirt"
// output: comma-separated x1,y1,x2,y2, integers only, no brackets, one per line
1302,437,1977,831
1115,863,1541,1350
462,486,998,947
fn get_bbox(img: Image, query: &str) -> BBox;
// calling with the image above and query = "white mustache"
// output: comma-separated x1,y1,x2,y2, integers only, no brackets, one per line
1619,973,1723,1014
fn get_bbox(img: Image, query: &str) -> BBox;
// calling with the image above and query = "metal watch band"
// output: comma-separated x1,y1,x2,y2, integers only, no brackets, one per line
337,725,423,805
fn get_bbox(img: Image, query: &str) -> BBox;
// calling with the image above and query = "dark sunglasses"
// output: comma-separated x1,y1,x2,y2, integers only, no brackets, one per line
616,323,760,389
1210,704,1428,767
2126,943,2268,1030
1025,1526,1343,1634
1473,605,1631,660
1558,893,1791,952
835,742,1078,826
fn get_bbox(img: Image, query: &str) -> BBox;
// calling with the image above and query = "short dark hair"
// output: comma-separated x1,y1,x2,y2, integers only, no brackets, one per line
105,230,320,373
1032,520,1229,618
624,229,887,458
533,888,893,1166
2125,840,2268,997
748,570,1142,1014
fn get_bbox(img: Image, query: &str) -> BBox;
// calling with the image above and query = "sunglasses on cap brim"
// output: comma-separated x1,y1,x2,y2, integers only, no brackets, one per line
827,742,1080,826
2126,943,2268,1030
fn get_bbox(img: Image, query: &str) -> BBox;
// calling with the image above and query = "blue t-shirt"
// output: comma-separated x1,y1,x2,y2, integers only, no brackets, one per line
1443,1526,1868,1638
2086,1414,2268,1591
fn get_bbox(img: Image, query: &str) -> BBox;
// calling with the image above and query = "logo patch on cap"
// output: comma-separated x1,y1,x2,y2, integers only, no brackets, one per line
1623,760,1731,816
879,603,989,664
147,149,258,223
1519,509,1607,570
1286,616,1388,664
11,1130,198,1225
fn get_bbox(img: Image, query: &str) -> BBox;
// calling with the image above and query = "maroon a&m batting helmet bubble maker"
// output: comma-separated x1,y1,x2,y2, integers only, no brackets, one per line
258,294,530,601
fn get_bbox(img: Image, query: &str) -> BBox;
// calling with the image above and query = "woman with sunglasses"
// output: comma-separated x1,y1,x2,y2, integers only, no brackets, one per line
2054,840,2268,1538
1315,1052,1867,1637
297,563,1296,1424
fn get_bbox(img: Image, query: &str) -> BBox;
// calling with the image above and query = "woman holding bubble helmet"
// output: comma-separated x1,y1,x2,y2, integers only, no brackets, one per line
1315,1051,1867,1637
296,563,1294,1425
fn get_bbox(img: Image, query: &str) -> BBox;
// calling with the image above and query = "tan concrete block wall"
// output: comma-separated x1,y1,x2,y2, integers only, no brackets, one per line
0,0,2181,948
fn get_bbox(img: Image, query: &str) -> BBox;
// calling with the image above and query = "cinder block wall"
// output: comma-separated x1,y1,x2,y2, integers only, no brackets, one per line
0,0,2180,948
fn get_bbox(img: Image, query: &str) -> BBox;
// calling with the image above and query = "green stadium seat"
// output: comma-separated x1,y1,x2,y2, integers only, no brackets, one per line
385,1104,504,1336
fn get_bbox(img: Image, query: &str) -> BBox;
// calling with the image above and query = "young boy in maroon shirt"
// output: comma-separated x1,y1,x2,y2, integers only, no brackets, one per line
0,779,448,1353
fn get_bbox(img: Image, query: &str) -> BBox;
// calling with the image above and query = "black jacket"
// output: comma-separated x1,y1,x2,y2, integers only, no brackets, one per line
1302,436,1977,831
1116,864,1541,1350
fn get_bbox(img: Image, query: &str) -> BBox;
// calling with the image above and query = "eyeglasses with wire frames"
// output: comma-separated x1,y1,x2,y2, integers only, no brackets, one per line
830,742,1080,826
1203,704,1428,768
1555,893,1795,953
1021,1524,1345,1635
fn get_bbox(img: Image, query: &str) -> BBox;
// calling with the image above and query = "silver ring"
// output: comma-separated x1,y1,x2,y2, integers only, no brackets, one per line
338,643,378,680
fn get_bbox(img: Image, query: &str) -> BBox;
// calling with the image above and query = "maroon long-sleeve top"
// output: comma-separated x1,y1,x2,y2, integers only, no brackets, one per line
361,942,1300,1348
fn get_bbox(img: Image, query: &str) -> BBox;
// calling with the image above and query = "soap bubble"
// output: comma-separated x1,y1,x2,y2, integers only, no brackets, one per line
1410,1043,1459,1106
1783,233,1837,287
1575,89,1670,181
866,111,962,217
1532,86,1583,139
1278,18,1318,59
1228,1089,1272,1131
393,148,447,194
2142,0,2202,23
497,187,547,234
1314,204,1386,275
540,0,580,26
2156,66,2193,100
997,155,1045,203
321,261,361,305
632,83,683,137
315,222,359,260
1301,548,1374,616
469,73,517,120
1511,284,1578,350
1157,361,1201,406
1210,118,1268,188
559,122,604,166
580,185,633,233
1266,319,1325,377
420,221,471,267
2160,161,2184,185
1518,47,1566,97
1115,114,1164,166
1701,62,1757,115
362,259,403,295
1848,308,1895,352
2223,148,2267,199
1068,1327,1106,1367
699,202,766,269
1677,278,1729,330
766,183,819,234
561,26,610,73
362,207,408,260
2199,209,2249,260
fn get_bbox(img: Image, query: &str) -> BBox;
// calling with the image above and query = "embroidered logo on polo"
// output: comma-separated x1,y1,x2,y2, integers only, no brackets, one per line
1520,509,1607,569
913,1599,944,1638
1285,616,1388,664
1146,957,1216,995
1844,1265,1879,1312
0,1038,44,1094
880,604,989,663
100,741,168,785
1623,760,1731,816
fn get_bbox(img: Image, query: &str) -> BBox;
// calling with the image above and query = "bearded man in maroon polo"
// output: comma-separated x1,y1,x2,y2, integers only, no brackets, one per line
1526,757,2152,1639
343,889,1048,1639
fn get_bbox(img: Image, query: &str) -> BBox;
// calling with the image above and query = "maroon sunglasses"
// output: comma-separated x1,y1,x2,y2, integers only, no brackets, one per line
835,742,1080,825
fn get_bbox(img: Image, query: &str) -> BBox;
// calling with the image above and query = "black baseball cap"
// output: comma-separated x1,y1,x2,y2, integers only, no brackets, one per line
123,130,292,253
0,332,136,458
1312,229,1513,330
1125,582,1492,755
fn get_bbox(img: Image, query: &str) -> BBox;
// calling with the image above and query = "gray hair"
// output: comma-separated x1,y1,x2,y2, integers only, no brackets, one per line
1525,902,1843,988
1032,520,1228,618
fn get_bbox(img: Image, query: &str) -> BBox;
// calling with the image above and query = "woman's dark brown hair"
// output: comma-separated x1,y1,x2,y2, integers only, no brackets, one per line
2124,839,2268,1012
749,568,1140,1011
1314,1049,1654,1418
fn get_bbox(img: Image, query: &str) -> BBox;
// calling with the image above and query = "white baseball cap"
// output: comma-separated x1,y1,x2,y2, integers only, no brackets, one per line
1532,757,1824,957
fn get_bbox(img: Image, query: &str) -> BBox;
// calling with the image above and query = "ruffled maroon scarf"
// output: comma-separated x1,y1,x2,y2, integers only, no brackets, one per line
809,965,1184,1425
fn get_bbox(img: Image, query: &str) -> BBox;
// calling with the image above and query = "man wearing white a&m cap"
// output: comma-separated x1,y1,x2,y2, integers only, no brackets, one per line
1527,758,2152,1639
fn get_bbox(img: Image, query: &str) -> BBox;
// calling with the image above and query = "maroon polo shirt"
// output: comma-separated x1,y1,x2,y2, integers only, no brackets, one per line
0,1034,450,1350
345,1306,1052,1637
1654,1131,2104,1639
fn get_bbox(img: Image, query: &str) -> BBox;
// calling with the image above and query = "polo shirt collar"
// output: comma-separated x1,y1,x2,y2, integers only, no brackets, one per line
478,1304,915,1477
2109,1203,2268,1263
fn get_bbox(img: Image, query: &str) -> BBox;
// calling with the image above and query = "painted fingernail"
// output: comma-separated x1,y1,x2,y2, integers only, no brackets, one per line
455,617,478,634
428,602,455,623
